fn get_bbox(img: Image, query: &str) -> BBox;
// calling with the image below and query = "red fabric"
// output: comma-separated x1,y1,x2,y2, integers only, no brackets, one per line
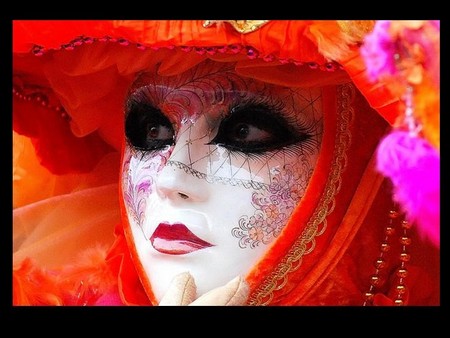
13,20,400,123
13,99,114,175
12,20,439,306
105,223,151,306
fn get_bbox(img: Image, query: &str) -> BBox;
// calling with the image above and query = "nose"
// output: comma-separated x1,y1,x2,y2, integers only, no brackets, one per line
155,133,211,202
155,161,209,202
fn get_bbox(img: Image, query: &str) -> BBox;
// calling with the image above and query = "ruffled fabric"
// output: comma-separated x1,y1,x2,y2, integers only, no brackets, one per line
12,20,439,306
13,246,122,306
13,20,400,177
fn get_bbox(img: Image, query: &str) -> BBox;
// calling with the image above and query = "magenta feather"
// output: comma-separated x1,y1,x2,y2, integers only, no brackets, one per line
376,130,440,247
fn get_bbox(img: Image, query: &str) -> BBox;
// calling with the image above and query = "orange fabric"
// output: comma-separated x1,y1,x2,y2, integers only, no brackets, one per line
13,20,400,177
245,85,340,303
339,50,401,125
13,21,326,63
13,184,120,269
245,83,396,305
12,20,439,306
13,20,400,124
105,223,151,306
13,259,63,305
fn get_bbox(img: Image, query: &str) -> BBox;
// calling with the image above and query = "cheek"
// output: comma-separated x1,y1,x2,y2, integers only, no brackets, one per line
231,156,315,249
121,147,170,230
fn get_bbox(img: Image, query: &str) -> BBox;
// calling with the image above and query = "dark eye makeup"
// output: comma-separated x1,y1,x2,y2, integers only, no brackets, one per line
125,94,313,156
125,98,175,152
208,102,310,153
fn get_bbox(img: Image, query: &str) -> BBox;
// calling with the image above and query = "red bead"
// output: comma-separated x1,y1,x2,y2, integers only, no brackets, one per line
136,44,147,51
364,292,374,301
385,226,395,235
370,275,382,286
216,46,228,53
380,242,390,252
394,299,404,306
206,47,217,55
72,39,83,46
229,44,242,54
399,253,410,262
396,285,407,294
180,46,193,52
325,62,336,71
401,220,412,229
374,258,386,269
194,47,206,55
396,268,408,278
62,44,75,51
32,46,44,56
389,210,399,218
246,48,258,59
399,237,412,245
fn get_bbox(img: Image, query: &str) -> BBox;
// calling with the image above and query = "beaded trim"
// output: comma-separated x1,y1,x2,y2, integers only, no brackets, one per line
15,36,341,121
363,209,411,306
17,35,343,113
247,83,354,305
12,85,69,120
29,35,343,72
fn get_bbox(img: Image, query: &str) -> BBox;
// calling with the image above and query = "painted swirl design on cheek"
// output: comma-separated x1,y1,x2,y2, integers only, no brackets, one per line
122,148,169,237
231,158,314,249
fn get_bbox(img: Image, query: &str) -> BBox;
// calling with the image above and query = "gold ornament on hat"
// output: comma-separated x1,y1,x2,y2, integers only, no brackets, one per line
203,20,269,34
337,20,376,43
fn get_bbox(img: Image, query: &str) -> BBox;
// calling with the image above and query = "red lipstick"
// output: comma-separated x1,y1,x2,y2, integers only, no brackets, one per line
150,222,214,255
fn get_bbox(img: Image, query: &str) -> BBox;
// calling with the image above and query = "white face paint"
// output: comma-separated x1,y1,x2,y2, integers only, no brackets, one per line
121,60,323,302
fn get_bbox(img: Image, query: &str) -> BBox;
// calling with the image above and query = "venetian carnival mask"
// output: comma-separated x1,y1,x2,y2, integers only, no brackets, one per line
120,60,324,301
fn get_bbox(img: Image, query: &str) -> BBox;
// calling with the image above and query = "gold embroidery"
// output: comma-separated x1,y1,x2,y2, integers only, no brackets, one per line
337,20,376,42
203,20,270,34
247,83,355,305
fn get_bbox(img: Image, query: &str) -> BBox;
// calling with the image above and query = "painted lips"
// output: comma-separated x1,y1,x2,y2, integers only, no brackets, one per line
150,222,214,255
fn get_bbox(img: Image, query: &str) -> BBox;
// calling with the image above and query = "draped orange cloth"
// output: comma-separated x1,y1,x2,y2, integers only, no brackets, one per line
12,20,439,306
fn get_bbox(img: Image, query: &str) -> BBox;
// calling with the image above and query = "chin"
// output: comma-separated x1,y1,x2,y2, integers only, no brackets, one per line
146,255,235,302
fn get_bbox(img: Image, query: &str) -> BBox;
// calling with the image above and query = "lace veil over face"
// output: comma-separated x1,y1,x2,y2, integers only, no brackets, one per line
13,20,440,306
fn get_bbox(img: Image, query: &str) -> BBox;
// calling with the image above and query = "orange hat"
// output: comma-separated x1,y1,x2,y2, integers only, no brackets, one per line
13,20,439,306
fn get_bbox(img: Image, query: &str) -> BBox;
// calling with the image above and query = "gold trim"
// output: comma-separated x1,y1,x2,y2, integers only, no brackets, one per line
337,20,376,43
247,84,355,305
203,20,270,34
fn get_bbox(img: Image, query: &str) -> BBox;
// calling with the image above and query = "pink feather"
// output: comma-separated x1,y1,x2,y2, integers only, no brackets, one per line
376,130,440,247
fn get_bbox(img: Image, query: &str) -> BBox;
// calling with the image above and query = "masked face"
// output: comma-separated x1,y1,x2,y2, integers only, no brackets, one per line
121,60,323,302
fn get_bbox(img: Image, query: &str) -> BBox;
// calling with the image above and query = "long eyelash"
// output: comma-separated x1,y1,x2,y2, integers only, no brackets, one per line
224,140,320,165
217,93,322,161
230,94,319,140
230,95,287,120
126,86,154,116
126,142,151,161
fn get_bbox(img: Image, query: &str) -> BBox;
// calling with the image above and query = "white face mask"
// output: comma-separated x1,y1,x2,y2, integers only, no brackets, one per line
121,61,323,302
